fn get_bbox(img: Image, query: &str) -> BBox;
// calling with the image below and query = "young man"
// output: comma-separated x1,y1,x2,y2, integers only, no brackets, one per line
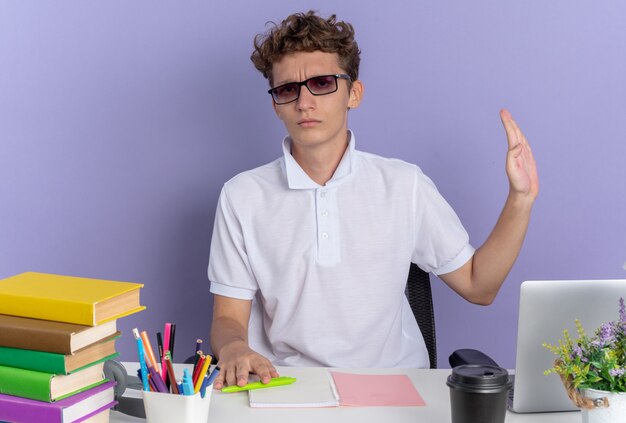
208,11,538,389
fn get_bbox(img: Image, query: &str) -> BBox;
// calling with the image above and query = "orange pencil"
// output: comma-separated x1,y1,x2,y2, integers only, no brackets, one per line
140,330,160,376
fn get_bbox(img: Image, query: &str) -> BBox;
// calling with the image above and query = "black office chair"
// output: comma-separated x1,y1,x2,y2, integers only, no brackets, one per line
405,263,438,368
405,263,498,369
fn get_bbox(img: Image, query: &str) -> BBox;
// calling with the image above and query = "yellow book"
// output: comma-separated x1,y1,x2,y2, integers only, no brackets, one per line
0,272,146,326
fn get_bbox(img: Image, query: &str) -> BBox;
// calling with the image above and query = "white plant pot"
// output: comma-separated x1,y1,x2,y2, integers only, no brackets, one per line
582,389,626,423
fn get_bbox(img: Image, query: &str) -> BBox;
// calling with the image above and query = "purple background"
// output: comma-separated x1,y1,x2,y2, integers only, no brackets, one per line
1,1,625,368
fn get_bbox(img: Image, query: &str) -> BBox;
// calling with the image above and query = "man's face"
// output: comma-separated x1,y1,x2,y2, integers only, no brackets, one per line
270,51,363,152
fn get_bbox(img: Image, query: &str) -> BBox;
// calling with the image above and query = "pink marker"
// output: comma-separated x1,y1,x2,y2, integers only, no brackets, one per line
161,322,172,382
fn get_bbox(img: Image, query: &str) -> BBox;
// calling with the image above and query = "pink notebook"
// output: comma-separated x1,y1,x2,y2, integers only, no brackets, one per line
330,372,426,407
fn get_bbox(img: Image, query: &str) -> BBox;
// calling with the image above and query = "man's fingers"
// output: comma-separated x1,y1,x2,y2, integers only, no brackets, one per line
255,370,270,384
256,367,276,384
236,371,250,386
512,142,523,157
213,362,235,389
213,364,251,388
514,120,528,149
501,109,531,149
224,367,239,388
212,349,275,389
213,372,225,390
251,360,279,384
270,366,280,379
224,362,250,387
500,109,521,150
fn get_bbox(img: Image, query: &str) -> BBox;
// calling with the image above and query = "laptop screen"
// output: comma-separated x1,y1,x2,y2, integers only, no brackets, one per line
511,279,626,413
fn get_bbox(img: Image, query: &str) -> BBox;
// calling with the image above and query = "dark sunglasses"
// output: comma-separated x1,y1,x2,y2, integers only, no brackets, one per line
268,74,351,105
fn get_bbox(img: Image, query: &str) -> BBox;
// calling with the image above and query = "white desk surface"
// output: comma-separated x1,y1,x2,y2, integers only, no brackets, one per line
111,363,579,423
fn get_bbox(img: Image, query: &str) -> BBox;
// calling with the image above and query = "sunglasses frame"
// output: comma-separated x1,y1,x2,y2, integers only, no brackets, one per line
268,74,351,105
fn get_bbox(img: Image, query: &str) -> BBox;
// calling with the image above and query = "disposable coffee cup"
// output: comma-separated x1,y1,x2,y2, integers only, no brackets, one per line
142,389,212,423
446,364,512,423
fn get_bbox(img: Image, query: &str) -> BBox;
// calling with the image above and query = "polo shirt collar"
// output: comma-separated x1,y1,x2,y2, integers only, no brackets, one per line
282,131,356,189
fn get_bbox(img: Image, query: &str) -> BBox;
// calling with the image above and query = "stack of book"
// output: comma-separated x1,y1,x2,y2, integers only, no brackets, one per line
0,272,146,423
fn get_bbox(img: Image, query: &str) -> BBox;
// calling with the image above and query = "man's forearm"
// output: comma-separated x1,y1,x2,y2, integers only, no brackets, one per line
210,316,249,360
209,308,279,389
471,191,535,303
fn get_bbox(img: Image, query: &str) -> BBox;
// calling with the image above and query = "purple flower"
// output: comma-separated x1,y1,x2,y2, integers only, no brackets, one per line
572,346,583,359
596,322,617,347
590,339,604,349
545,297,626,388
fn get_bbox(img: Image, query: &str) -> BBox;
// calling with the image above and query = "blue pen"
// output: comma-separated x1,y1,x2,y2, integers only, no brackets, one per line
136,369,146,384
200,366,220,398
199,375,210,398
182,368,195,395
206,365,221,386
133,328,150,391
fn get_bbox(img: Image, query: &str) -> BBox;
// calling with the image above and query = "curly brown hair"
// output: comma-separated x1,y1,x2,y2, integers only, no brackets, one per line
251,11,361,87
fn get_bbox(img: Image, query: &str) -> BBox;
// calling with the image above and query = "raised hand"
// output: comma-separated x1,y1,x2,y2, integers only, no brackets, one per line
500,109,539,200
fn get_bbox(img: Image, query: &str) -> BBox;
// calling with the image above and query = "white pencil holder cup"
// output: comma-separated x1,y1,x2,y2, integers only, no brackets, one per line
142,389,212,423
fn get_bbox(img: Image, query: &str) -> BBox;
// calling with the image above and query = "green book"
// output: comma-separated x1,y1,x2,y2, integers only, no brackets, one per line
0,333,119,374
0,361,106,402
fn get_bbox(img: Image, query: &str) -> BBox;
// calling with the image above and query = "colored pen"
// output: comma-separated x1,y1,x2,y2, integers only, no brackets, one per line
168,323,176,360
148,362,168,393
199,374,210,398
200,366,220,398
206,365,221,386
148,374,157,392
162,323,171,383
182,368,195,395
156,332,164,384
133,328,150,392
221,376,297,393
156,332,164,361
140,330,160,376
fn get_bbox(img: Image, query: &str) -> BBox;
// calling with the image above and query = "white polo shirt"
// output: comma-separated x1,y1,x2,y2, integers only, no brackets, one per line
208,131,474,368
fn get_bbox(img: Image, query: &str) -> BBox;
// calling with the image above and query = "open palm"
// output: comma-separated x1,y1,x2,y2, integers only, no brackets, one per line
500,109,539,199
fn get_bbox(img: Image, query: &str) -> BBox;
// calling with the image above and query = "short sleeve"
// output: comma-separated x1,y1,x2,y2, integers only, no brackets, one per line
411,169,475,275
208,186,259,300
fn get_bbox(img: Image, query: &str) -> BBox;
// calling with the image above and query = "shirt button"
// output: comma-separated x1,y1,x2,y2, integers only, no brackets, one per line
320,191,326,198
321,210,329,217
321,232,329,240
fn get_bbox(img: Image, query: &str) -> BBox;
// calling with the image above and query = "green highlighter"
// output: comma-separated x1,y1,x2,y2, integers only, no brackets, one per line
221,376,297,393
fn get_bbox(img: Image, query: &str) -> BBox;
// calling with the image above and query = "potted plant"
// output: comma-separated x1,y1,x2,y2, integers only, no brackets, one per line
544,298,626,423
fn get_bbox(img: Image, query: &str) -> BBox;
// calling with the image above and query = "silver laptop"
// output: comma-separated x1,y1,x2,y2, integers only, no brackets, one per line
509,279,626,413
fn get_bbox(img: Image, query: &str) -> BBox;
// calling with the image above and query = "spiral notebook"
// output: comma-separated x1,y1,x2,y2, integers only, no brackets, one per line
248,367,339,408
